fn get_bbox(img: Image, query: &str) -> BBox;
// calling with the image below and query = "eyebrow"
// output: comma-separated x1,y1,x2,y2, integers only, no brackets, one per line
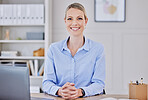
67,16,72,18
67,15,83,18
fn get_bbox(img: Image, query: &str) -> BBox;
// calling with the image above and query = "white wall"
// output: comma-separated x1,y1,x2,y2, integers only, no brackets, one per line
52,0,148,94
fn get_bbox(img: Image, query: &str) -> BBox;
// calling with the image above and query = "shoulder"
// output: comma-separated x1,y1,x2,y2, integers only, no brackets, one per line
87,39,105,58
48,39,66,51
87,38,104,51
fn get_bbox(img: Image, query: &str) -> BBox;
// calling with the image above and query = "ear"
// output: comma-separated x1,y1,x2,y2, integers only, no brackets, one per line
64,18,66,23
85,18,88,26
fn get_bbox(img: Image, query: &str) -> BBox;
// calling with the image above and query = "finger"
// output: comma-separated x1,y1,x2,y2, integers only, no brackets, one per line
62,90,78,100
62,82,70,89
61,87,76,96
61,88,77,98
60,89,71,98
61,89,69,94
68,95,78,100
61,92,71,99
69,83,75,86
63,82,70,87
62,85,69,90
62,84,76,90
68,86,77,91
61,92,70,97
69,91,77,95
69,89,79,98
69,92,79,99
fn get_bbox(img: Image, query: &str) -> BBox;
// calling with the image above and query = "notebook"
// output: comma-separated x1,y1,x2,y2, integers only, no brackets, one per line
0,66,53,100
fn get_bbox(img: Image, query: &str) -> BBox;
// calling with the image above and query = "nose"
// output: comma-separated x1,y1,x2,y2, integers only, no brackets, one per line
71,19,78,26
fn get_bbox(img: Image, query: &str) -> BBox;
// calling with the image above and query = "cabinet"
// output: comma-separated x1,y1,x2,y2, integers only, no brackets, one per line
0,0,52,92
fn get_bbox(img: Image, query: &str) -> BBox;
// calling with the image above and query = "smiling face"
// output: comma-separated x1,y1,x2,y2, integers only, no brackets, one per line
64,8,88,37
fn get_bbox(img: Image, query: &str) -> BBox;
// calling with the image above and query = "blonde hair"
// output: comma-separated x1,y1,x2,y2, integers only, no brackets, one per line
65,3,87,20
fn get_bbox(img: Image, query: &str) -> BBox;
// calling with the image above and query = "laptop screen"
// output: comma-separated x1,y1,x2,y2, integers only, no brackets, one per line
0,66,30,100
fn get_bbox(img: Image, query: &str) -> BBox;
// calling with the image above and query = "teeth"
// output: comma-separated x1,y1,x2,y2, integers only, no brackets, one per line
71,27,79,31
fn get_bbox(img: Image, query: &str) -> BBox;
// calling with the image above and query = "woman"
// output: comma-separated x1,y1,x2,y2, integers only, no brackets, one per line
42,3,105,99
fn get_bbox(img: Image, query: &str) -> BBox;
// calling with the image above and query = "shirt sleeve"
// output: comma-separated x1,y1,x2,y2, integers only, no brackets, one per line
42,45,61,96
80,46,106,97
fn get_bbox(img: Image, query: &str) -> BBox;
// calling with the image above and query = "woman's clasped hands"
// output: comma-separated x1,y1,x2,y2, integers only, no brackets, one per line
57,82,83,99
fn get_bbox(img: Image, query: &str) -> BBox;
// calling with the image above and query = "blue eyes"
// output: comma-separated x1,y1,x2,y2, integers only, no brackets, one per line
67,18,72,20
67,18,83,20
78,18,83,20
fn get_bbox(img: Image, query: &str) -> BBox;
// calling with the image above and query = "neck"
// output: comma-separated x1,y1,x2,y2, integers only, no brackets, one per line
68,35,84,50
67,35,84,56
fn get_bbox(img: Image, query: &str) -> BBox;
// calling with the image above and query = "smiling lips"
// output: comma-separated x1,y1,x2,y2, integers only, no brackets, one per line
70,27,80,31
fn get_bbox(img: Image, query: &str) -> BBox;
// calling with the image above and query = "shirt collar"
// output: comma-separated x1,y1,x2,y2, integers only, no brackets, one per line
61,36,90,52
82,36,89,51
61,36,70,51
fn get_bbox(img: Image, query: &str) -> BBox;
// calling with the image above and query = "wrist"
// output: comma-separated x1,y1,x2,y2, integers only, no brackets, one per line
79,88,85,97
56,88,62,96
78,89,83,97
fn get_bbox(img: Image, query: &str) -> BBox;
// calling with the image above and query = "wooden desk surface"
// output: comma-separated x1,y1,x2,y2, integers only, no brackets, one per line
31,93,128,100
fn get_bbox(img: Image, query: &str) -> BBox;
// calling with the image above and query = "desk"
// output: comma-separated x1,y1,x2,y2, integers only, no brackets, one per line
31,93,128,100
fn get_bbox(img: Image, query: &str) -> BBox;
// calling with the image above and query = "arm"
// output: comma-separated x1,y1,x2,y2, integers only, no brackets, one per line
80,47,106,96
42,45,60,96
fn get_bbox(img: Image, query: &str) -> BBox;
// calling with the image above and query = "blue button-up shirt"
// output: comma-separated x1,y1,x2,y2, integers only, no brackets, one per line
42,37,105,97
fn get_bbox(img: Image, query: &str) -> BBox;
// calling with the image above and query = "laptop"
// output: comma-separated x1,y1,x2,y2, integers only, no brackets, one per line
0,66,53,100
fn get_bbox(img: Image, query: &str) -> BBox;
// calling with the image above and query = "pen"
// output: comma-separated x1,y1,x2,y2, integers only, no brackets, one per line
141,78,143,85
136,80,139,85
